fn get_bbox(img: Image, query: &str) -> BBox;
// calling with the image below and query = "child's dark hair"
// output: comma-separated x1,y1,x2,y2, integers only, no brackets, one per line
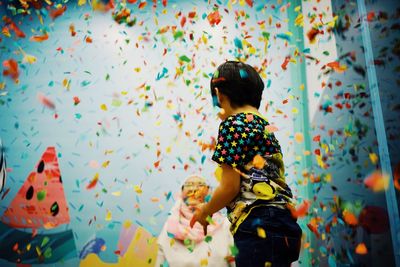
210,61,264,109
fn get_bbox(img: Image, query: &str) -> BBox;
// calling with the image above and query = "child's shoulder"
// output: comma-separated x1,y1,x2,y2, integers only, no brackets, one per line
223,112,267,124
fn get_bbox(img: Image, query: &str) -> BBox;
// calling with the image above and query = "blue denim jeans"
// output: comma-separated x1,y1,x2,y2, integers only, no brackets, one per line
233,206,302,267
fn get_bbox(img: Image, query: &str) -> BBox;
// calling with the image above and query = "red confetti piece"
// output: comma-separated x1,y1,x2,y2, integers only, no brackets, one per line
3,17,26,38
138,1,147,9
37,92,56,110
207,11,222,26
287,200,311,219
2,59,19,82
281,56,290,70
50,6,67,20
394,162,400,191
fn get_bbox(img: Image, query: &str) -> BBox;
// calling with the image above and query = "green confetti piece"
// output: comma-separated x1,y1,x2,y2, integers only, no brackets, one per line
105,73,110,80
44,247,52,258
41,236,50,247
205,235,212,243
230,245,239,256
323,51,330,56
262,31,270,40
173,30,184,39
37,190,46,201
179,55,191,63
111,99,122,107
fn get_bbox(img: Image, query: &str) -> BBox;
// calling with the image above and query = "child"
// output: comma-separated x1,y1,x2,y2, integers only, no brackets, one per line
191,61,302,267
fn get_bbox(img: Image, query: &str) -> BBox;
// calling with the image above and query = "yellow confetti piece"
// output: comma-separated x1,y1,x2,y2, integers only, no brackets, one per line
295,13,303,27
100,104,108,111
112,191,121,196
78,0,86,6
134,67,141,72
23,54,37,64
214,166,223,182
200,258,208,266
27,243,31,251
257,227,266,238
105,209,112,221
102,160,110,168
369,153,378,165
291,107,298,114
123,220,132,228
134,185,142,194
294,132,304,143
63,78,70,90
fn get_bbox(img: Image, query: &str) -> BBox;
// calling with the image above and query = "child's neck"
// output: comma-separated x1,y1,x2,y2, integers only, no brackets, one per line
230,105,260,117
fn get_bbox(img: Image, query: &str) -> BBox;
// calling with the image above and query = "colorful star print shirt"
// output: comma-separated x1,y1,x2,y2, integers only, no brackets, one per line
212,112,294,234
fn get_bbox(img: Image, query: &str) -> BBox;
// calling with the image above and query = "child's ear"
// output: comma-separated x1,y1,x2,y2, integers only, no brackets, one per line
215,88,223,105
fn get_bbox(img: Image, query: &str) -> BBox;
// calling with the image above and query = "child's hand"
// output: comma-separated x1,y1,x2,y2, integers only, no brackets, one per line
190,204,209,235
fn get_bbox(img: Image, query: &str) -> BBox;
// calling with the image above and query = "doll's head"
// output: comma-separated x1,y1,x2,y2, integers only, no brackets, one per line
181,175,210,207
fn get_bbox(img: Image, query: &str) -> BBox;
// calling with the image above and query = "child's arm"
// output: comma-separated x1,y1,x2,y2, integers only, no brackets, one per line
190,164,240,233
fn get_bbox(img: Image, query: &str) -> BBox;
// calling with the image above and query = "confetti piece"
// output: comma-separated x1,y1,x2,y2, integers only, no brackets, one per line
37,92,56,110
50,6,67,20
30,33,49,42
2,59,19,82
252,154,265,169
326,61,347,73
355,243,368,255
257,227,266,238
287,200,311,219
294,132,304,143
207,10,221,26
105,209,112,221
369,153,378,165
342,210,358,226
363,170,389,192
100,104,108,111
86,173,99,190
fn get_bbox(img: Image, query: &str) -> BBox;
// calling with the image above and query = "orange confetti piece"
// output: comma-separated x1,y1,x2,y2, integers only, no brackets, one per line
30,33,49,42
326,61,347,73
355,243,368,255
364,170,389,192
207,11,221,26
252,154,265,169
265,125,279,133
342,210,358,226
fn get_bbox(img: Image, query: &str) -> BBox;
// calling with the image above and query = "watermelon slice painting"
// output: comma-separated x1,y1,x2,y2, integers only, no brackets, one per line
0,146,77,265
1,147,70,229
